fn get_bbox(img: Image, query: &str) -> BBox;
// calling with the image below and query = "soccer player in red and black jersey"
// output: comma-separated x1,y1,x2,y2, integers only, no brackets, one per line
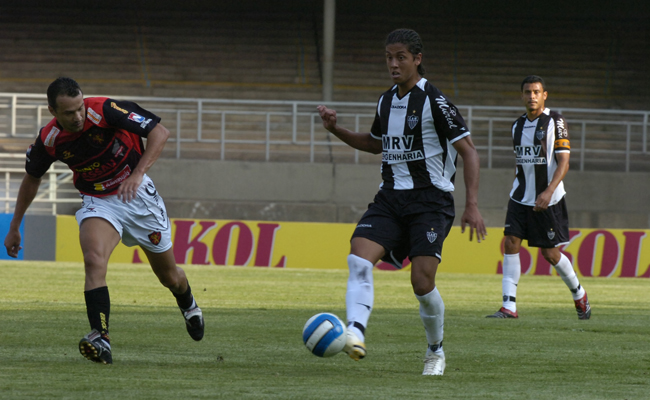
3,77,205,364
486,75,591,320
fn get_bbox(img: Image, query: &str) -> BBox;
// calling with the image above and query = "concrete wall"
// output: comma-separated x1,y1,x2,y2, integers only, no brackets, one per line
147,160,650,229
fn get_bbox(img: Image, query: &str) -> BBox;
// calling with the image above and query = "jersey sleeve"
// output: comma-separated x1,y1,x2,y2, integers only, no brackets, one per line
369,94,384,140
429,91,470,144
553,114,570,153
102,99,162,137
24,131,56,179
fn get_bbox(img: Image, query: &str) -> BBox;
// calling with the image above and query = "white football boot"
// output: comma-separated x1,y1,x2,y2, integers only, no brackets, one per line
422,348,446,376
342,330,366,361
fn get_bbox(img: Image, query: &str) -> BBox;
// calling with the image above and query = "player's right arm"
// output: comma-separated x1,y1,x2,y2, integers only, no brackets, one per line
4,173,42,258
317,105,382,154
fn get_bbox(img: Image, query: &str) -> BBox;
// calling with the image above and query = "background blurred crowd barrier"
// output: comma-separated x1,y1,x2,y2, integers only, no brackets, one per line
2,93,649,171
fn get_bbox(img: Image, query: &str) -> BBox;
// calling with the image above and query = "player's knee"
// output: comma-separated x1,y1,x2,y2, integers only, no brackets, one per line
543,254,560,265
83,249,108,270
503,236,521,253
158,267,186,290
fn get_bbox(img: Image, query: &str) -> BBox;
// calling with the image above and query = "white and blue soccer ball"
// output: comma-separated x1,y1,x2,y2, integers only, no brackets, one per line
302,313,347,357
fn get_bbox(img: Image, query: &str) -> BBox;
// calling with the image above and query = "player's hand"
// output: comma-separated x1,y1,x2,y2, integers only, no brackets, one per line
117,174,143,203
460,204,487,243
533,190,552,212
317,105,337,132
4,229,23,258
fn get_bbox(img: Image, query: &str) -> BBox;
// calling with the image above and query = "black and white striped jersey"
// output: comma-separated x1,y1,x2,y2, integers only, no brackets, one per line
509,108,570,206
369,78,470,191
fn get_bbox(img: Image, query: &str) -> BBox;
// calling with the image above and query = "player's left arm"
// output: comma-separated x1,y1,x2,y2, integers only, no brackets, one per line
453,136,487,242
116,123,171,202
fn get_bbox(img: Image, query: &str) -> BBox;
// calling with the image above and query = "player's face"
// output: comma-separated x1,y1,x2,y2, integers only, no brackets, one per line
48,93,85,132
521,82,547,116
386,43,422,92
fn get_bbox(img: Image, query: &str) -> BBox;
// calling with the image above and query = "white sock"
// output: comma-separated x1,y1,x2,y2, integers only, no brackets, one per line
502,254,521,312
345,254,374,342
553,253,585,300
415,287,444,350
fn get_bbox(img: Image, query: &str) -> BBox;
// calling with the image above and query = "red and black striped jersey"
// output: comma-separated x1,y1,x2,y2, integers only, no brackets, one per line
509,107,570,206
25,97,161,197
370,78,471,191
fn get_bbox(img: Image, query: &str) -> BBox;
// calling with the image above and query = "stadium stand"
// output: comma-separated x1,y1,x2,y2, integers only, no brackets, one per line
0,4,647,108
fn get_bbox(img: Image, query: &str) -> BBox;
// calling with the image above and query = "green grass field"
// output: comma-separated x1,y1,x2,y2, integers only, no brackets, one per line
1,261,648,399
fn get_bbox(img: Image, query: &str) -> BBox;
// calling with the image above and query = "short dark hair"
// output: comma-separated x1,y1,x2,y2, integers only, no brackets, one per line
47,77,82,110
385,28,425,76
521,75,546,92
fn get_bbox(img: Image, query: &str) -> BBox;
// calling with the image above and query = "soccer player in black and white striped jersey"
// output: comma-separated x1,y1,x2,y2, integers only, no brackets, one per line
318,29,486,376
486,75,591,320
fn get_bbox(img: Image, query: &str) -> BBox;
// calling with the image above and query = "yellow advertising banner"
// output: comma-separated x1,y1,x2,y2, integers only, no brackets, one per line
56,215,650,278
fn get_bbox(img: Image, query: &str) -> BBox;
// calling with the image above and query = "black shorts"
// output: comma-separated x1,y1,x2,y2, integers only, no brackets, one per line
352,187,455,261
504,197,570,248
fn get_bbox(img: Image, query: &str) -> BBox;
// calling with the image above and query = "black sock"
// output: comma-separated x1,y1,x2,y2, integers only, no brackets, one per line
173,281,195,310
84,286,110,338
347,321,366,335
429,341,443,352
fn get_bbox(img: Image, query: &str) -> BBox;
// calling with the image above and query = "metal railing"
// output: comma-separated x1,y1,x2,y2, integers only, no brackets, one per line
1,93,649,172
0,154,77,215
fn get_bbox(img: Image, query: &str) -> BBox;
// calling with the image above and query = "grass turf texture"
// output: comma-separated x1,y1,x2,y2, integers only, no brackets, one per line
0,262,648,399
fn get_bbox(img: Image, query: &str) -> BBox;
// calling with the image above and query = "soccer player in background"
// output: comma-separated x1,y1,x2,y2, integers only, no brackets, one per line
4,77,205,364
486,75,591,320
318,29,486,376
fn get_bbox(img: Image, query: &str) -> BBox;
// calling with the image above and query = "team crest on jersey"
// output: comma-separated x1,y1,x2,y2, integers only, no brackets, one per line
90,131,105,145
148,231,162,245
407,113,419,130
426,229,438,243
535,129,545,140
547,229,555,240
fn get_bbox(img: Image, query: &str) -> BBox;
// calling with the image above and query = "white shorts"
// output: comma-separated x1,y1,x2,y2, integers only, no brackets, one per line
75,174,172,253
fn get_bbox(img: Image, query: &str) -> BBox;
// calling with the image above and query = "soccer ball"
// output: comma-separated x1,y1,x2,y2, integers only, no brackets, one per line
302,313,347,357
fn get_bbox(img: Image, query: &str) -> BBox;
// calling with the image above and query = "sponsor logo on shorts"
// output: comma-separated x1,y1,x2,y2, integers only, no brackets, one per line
87,108,102,125
426,229,438,243
62,150,74,160
145,182,157,197
111,102,128,114
357,224,372,228
44,126,60,147
547,229,555,240
26,144,33,162
148,231,162,245
93,165,131,191
128,112,152,128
